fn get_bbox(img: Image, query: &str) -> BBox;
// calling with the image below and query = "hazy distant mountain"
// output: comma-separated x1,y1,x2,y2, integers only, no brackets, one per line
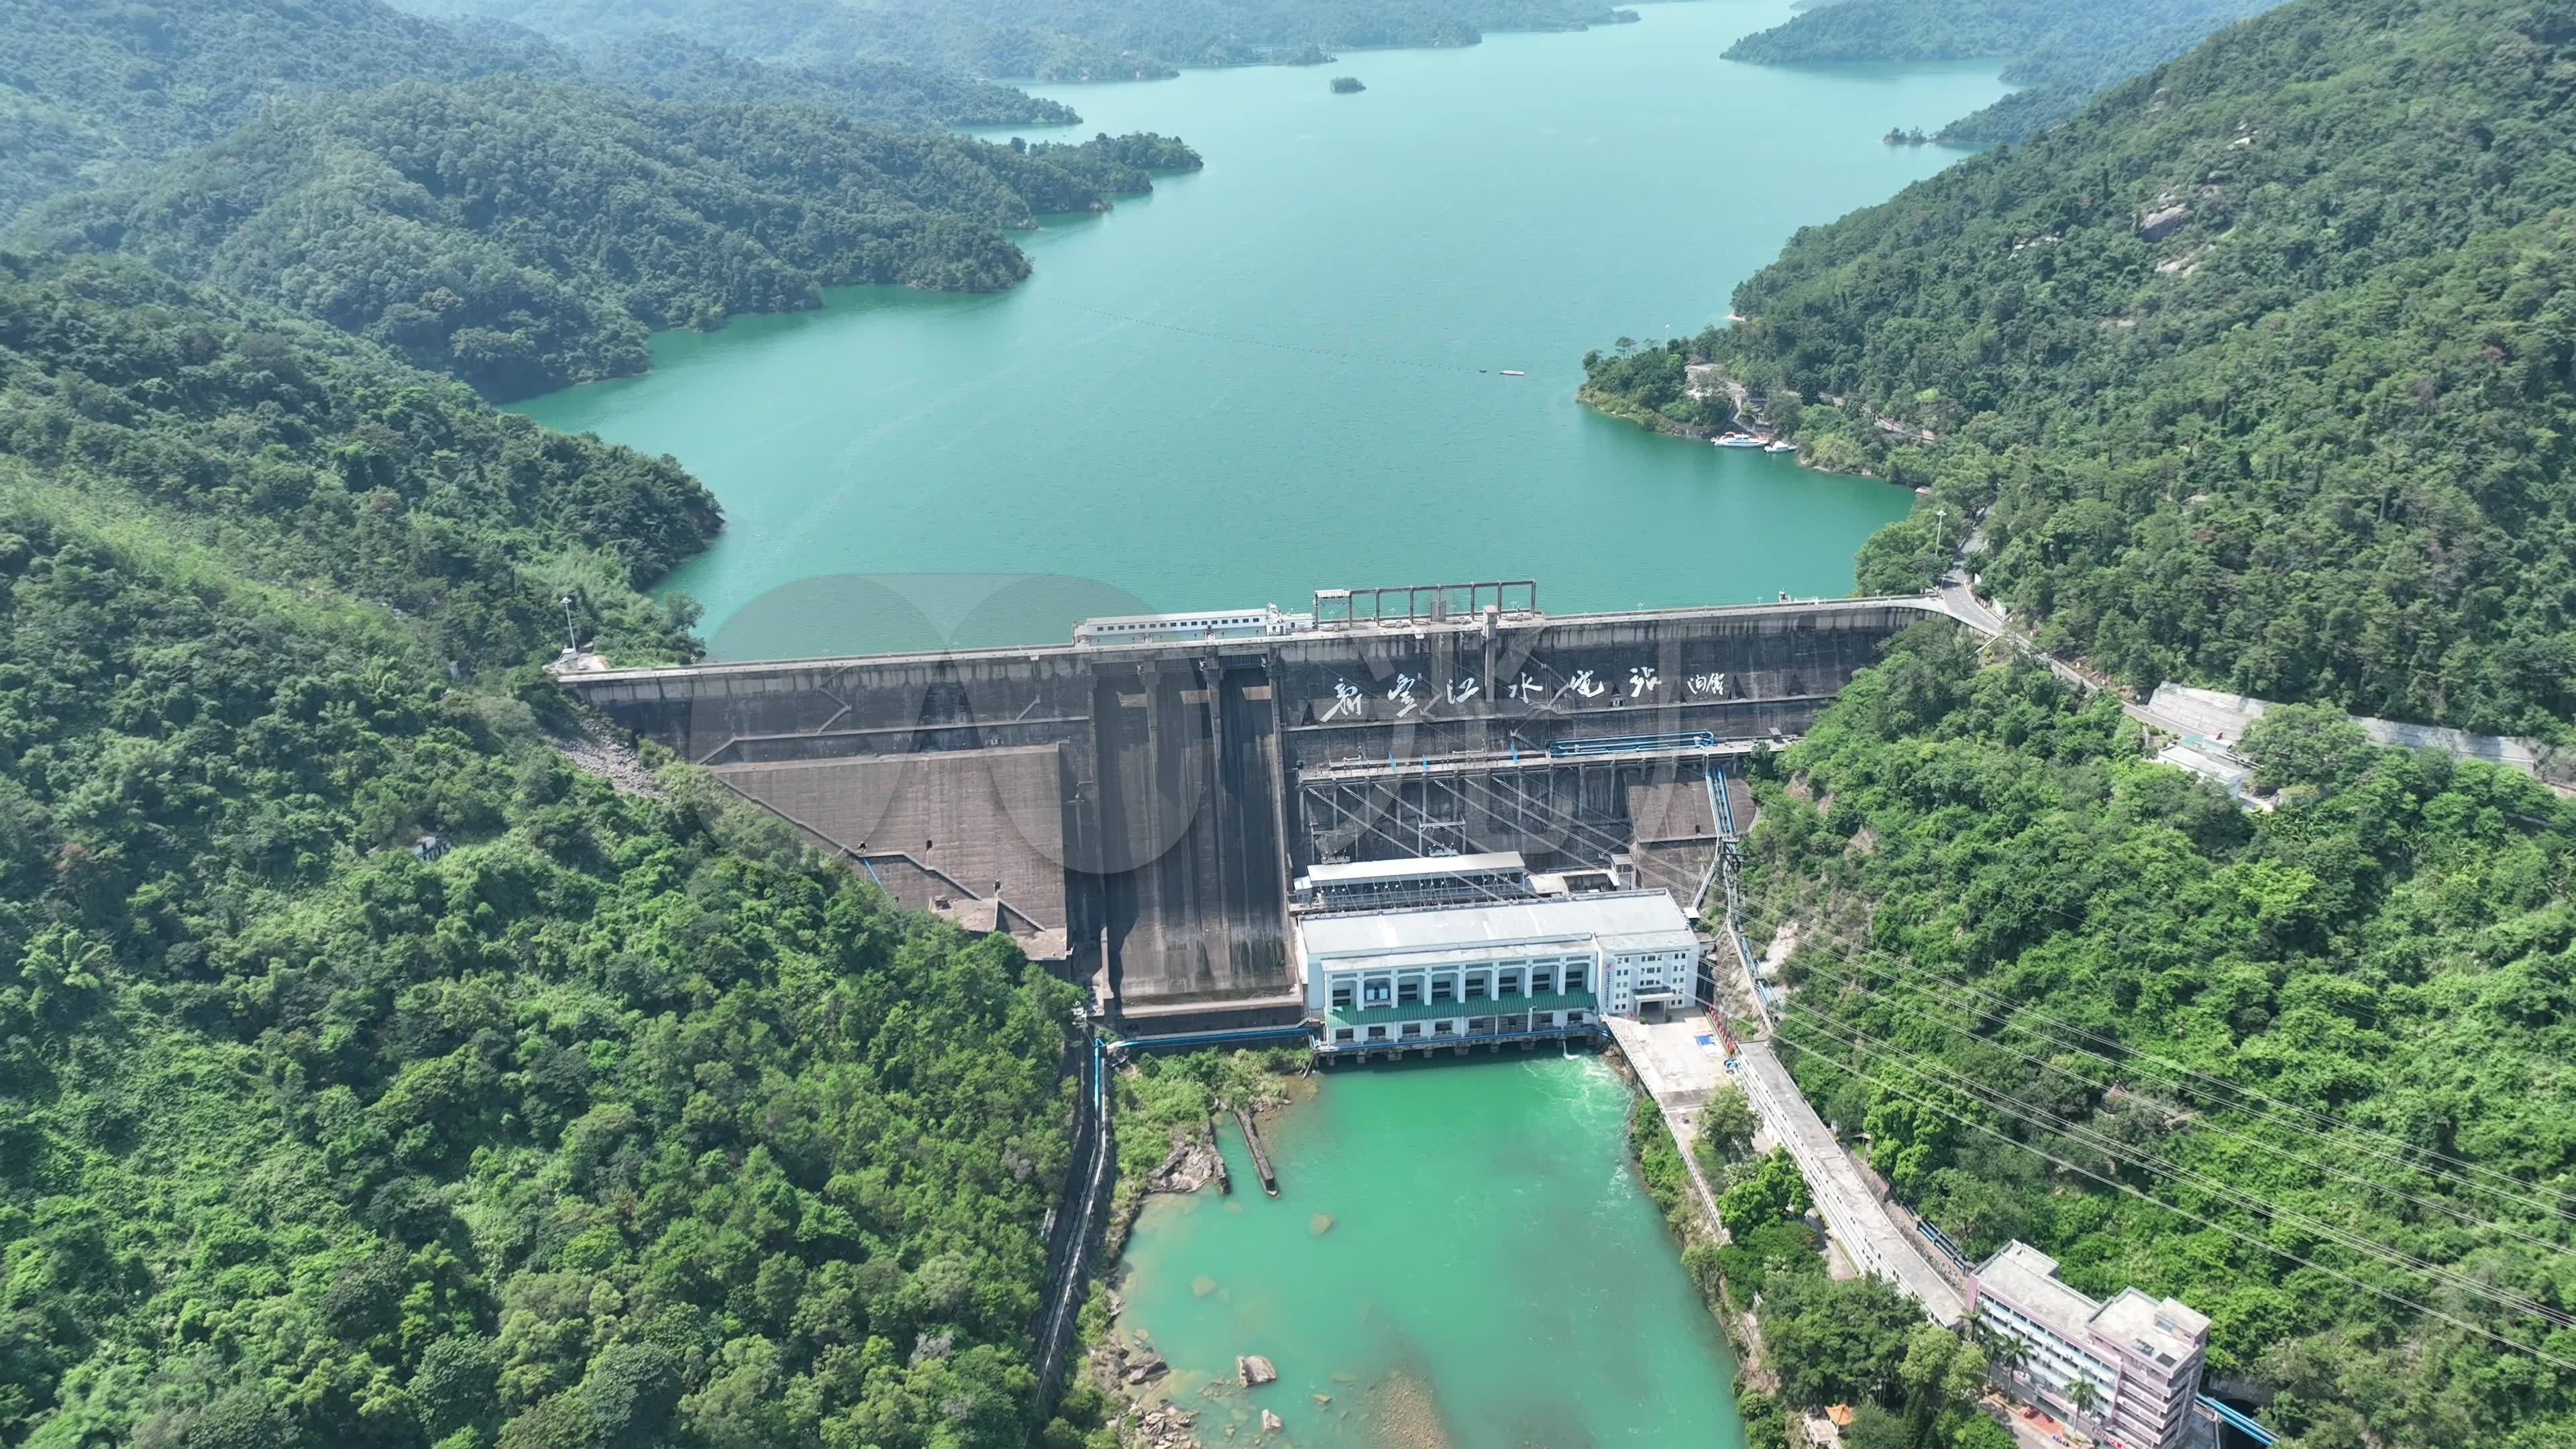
394,0,1656,82
0,0,1085,225
578,30,1081,128
1723,0,2284,141
0,0,549,222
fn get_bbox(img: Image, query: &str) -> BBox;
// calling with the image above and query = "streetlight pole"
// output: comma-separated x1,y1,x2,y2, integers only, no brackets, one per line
561,595,579,656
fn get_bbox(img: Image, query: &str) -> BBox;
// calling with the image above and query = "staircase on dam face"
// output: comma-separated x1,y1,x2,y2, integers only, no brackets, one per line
553,594,1942,1026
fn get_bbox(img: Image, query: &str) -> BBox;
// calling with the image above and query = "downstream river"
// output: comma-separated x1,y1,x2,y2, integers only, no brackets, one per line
516,0,2004,657
1120,1057,1738,1449
513,8,2004,1442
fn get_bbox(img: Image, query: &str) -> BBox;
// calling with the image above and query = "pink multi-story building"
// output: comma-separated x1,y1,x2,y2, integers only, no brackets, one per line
1967,1241,2210,1449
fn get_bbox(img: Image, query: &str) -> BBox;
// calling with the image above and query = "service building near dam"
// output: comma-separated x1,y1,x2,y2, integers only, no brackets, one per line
558,581,1944,1050
1297,855,1701,1055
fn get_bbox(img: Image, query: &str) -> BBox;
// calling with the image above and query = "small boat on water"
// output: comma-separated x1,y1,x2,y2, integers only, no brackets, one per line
1713,433,1763,448
1765,440,1797,453
1499,369,1525,376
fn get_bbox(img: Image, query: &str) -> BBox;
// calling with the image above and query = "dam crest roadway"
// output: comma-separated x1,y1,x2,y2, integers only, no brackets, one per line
557,585,1966,1034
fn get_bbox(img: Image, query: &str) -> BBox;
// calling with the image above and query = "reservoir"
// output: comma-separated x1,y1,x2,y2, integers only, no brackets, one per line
513,0,2006,658
1119,1055,1742,1449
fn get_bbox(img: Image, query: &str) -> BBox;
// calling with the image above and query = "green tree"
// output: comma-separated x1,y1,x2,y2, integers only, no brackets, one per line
1764,1274,1925,1409
1697,1084,1761,1161
412,1337,502,1441
2240,704,2371,793
1719,1147,1813,1226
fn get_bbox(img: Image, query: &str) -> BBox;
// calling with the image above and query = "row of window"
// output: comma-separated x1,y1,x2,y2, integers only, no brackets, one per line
1326,1010,1589,1044
1977,1303,2116,1397
1328,963,1589,1010
1083,613,1267,632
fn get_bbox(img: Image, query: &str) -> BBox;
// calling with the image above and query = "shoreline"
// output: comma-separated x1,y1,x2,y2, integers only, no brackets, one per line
502,170,1200,404
1575,385,1888,482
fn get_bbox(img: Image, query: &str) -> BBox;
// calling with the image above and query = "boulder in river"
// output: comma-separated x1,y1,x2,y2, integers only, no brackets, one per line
1308,1212,1334,1236
1262,1409,1285,1434
1238,1354,1278,1387
1148,1127,1225,1194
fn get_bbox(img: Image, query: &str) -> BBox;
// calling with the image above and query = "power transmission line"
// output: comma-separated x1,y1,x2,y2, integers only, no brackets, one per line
1768,998,2576,1331
1767,938,2575,1258
1764,1026,2576,1375
1725,892,2576,1222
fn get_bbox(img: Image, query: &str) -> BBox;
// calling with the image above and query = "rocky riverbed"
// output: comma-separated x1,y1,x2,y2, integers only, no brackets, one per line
1087,1307,1304,1448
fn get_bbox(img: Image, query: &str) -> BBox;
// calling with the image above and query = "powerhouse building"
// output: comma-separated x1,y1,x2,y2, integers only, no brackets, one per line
1968,1241,2210,1449
1293,859,1699,1055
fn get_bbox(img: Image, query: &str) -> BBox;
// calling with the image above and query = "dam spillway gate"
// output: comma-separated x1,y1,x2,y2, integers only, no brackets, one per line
558,591,1939,1029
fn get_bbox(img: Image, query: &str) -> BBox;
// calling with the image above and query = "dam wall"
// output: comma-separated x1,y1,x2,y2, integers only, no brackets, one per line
561,594,1944,1019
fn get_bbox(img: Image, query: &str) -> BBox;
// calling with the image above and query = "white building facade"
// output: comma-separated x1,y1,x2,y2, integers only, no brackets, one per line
1968,1242,2210,1449
1297,890,1701,1055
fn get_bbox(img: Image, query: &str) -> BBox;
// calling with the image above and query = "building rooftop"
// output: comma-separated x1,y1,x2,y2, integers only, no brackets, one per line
1974,1242,2208,1370
1075,605,1292,629
1304,851,1527,885
1974,1243,2110,1350
1298,890,1699,969
2091,1287,2208,1369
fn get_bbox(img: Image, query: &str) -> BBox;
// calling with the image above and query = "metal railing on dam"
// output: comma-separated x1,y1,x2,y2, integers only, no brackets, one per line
557,592,1957,1026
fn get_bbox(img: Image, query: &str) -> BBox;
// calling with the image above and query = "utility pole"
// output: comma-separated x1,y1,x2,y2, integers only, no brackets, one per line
1934,506,1947,554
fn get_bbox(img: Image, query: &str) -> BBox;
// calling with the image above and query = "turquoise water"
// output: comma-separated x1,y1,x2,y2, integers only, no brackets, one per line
1118,1056,1743,1449
512,1,2005,657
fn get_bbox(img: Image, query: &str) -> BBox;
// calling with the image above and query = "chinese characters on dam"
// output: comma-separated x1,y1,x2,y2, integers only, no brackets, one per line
1323,664,1730,721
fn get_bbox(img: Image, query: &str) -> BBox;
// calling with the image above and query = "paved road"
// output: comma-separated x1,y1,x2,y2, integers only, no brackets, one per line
1609,1016,1733,1228
1935,574,2229,743
1938,564,2561,796
1735,1039,1965,1325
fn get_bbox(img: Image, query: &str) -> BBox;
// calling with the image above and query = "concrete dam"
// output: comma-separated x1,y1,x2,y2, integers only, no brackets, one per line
558,585,1943,1030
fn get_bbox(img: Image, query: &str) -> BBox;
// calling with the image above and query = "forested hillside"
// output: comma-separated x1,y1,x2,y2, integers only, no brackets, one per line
0,0,543,225
0,254,1099,1449
1,0,1085,227
398,0,1650,82
1740,624,2576,1449
1590,0,2576,736
17,81,1199,399
1721,0,2281,140
580,32,1080,127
